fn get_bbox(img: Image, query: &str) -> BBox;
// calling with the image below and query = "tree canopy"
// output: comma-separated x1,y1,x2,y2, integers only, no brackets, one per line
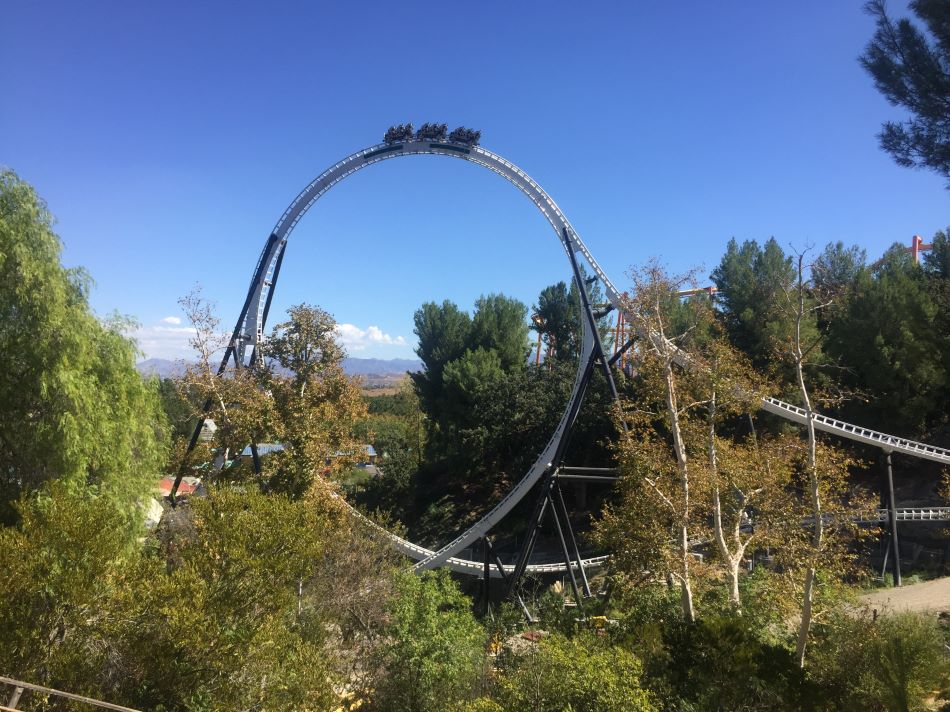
861,0,950,184
0,169,165,524
176,296,367,498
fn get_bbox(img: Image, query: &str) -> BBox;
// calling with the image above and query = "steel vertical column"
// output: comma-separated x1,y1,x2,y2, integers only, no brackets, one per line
563,228,623,417
483,537,492,616
506,236,622,609
506,476,554,598
885,451,902,587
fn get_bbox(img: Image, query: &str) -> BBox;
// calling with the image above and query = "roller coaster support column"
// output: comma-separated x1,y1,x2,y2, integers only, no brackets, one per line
480,535,532,620
505,232,623,612
548,487,585,611
564,229,623,423
884,451,902,587
483,537,492,617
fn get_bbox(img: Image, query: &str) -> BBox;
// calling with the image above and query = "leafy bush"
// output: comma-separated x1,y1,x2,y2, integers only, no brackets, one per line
811,611,950,711
496,632,656,712
651,616,810,711
372,570,488,712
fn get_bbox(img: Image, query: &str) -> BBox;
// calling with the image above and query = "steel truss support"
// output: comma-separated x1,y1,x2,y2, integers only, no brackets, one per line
503,231,623,614
479,536,531,620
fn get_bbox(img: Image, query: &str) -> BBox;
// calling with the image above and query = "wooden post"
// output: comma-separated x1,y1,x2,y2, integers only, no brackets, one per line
7,686,24,709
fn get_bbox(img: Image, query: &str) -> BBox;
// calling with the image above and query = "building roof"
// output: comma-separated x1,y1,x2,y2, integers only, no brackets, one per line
239,443,286,457
158,476,201,496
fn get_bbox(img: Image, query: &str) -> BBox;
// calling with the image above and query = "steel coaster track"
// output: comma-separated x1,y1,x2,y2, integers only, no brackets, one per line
229,137,950,577
825,507,950,525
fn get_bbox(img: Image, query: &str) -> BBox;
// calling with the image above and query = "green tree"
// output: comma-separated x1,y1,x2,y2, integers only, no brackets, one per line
109,487,345,711
923,226,950,278
861,0,950,184
405,284,614,543
470,293,530,372
356,383,426,519
0,169,165,524
650,617,809,711
0,473,403,711
443,347,506,423
410,294,529,463
177,296,367,498
532,281,581,361
411,300,473,422
267,302,344,387
813,241,867,296
598,263,791,620
812,611,950,711
923,228,950,402
496,633,656,712
0,483,141,698
711,237,803,374
764,250,871,668
825,245,945,434
531,273,613,364
157,376,196,441
372,569,487,712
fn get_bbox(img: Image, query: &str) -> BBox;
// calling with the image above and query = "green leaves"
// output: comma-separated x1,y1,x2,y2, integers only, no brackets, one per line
374,570,487,712
711,237,808,377
861,0,950,184
0,170,165,524
496,633,656,712
175,296,368,498
826,244,945,435
533,281,581,361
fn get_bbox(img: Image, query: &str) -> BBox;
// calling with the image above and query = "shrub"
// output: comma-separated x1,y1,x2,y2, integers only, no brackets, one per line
496,632,656,712
811,610,950,711
372,570,488,712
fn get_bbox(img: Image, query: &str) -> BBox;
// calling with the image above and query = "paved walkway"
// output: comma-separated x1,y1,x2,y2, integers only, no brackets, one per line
861,576,950,615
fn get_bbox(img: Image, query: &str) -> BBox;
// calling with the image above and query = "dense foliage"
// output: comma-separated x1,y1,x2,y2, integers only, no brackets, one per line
711,233,950,436
174,294,368,498
0,169,166,525
368,290,614,544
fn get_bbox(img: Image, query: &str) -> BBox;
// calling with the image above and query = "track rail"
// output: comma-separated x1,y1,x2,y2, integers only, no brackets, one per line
759,397,950,464
233,136,950,577
866,507,950,523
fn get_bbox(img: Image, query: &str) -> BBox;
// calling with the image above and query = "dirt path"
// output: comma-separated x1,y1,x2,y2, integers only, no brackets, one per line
861,576,950,616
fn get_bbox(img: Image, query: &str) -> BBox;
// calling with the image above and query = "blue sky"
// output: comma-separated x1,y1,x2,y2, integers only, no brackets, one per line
2,1,946,360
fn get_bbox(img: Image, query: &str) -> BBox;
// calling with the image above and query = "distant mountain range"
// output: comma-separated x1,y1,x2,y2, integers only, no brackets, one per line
136,357,422,380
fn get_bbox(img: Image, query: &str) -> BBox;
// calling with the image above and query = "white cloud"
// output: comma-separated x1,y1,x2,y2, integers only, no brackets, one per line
130,319,410,362
129,324,198,361
335,323,407,352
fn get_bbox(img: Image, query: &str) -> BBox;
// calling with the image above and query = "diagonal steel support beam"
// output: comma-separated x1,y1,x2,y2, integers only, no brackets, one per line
564,228,625,433
554,480,591,597
608,337,636,367
548,491,584,613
